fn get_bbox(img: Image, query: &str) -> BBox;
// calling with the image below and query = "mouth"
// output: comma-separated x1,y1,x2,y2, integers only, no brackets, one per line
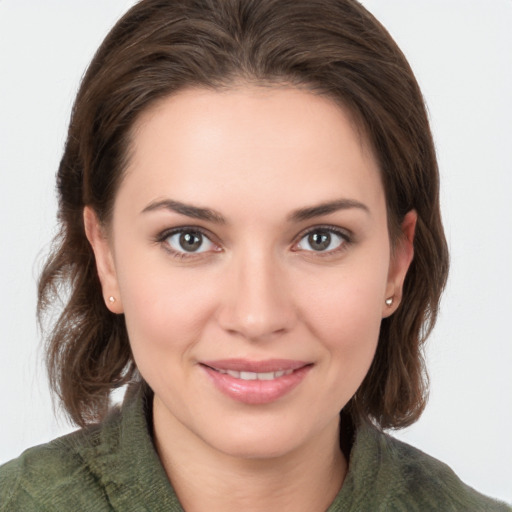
211,368,295,381
200,359,312,404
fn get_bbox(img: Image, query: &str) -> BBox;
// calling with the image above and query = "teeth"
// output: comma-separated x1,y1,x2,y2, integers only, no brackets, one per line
216,369,294,380
258,372,276,381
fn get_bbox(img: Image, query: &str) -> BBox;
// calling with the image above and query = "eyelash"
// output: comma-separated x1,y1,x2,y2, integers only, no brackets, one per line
294,225,352,257
155,226,219,260
155,225,352,260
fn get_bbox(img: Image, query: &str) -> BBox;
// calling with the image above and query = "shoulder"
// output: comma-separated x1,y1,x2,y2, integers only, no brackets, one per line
0,385,179,512
0,413,120,512
351,425,511,511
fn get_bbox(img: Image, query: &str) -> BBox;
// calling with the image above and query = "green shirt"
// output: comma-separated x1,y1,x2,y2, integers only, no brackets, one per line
1,386,510,511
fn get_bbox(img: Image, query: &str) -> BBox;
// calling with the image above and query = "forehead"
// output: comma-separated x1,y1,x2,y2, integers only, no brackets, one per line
118,86,384,220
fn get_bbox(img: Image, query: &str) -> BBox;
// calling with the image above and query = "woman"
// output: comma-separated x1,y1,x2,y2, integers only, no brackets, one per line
0,0,510,510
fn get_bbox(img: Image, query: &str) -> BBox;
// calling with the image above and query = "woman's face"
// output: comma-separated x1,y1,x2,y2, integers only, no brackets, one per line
86,86,414,459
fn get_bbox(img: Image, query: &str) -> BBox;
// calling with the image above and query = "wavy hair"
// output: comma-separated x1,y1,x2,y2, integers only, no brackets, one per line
38,0,449,428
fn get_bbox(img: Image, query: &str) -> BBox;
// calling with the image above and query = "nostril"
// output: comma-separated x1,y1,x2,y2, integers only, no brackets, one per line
215,262,297,339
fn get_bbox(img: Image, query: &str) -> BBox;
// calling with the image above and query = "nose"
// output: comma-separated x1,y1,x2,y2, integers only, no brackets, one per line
216,249,297,342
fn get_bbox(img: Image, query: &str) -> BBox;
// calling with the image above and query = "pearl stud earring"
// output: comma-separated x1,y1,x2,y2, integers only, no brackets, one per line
385,297,393,307
108,296,116,304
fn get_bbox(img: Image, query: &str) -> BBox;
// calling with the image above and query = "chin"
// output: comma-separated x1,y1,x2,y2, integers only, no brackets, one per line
193,410,337,462
204,427,308,461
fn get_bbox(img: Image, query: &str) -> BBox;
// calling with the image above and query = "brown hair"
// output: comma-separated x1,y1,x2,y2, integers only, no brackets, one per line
38,0,449,429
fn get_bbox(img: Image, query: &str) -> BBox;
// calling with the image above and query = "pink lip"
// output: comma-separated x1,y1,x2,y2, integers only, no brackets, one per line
200,359,312,405
202,358,308,373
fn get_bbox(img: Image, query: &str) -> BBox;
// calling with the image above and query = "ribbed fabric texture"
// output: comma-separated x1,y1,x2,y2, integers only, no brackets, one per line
1,386,510,511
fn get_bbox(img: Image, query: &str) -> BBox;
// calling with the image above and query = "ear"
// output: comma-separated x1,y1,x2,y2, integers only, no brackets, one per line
382,210,417,317
83,206,124,314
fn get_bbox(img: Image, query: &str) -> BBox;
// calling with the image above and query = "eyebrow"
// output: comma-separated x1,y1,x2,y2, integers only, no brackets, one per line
141,199,226,224
141,197,369,224
287,199,370,222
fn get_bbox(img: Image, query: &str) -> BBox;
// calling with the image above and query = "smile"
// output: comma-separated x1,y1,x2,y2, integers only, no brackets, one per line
214,369,294,380
200,359,312,405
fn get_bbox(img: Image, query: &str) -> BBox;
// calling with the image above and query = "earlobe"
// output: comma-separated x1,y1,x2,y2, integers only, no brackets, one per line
382,210,417,317
83,207,123,314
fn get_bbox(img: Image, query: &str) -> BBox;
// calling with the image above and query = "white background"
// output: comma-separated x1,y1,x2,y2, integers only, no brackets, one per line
0,0,511,505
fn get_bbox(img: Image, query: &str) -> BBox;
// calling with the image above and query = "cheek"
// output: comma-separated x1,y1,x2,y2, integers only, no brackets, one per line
117,260,218,360
307,281,383,363
297,257,388,336
294,257,388,387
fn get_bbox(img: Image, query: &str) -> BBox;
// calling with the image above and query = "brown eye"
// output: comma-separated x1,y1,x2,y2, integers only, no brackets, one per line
296,229,346,253
308,231,331,251
166,230,215,253
179,232,202,251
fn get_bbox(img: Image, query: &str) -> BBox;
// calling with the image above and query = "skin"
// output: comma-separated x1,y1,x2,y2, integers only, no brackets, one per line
85,86,416,512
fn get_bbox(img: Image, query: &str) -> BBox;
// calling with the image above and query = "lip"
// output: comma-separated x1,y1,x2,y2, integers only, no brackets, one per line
202,358,308,373
200,359,312,405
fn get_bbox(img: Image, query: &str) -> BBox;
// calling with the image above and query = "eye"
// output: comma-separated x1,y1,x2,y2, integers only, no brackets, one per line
295,228,348,253
165,229,217,254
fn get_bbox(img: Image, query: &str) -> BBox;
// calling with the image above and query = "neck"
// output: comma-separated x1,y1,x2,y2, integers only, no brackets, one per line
153,398,347,512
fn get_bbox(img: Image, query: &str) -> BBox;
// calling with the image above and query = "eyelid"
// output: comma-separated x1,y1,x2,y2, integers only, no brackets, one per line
156,225,221,258
156,225,211,242
292,225,352,254
154,224,352,259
